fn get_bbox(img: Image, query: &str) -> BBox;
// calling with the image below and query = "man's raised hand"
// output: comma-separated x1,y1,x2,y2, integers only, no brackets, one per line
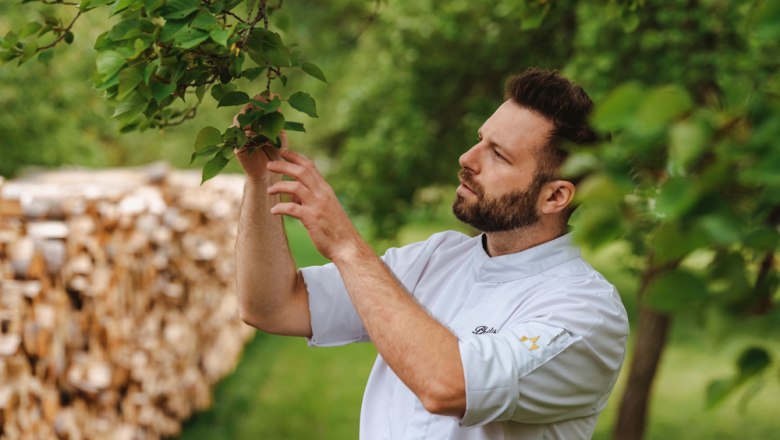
233,94,289,184
266,149,364,262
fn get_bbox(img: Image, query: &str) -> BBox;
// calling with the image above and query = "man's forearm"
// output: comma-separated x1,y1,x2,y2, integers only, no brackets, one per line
235,179,300,332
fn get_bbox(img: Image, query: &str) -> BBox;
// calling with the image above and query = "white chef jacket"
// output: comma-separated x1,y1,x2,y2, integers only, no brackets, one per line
301,231,628,440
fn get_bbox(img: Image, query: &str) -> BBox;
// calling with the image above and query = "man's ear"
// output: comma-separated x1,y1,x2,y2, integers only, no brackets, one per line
539,180,575,215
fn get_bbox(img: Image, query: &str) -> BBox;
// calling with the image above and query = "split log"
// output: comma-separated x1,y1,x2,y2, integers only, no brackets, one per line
0,165,254,439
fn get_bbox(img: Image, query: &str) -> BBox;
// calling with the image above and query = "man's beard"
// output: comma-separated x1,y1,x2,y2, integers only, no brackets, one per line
452,169,545,232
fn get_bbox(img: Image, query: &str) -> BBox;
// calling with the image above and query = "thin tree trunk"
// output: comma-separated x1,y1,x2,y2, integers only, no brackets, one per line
613,263,676,440
613,306,671,440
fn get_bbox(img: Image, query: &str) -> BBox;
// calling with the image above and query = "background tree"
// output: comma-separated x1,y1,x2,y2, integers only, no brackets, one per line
285,1,780,438
2,1,778,439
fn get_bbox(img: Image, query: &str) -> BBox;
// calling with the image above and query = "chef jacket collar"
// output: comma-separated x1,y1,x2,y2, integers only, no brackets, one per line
474,233,581,282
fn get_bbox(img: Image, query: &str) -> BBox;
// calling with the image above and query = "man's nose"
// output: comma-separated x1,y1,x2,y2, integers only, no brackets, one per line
459,144,480,173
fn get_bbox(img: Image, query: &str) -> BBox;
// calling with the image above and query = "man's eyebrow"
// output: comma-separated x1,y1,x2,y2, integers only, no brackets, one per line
480,131,513,160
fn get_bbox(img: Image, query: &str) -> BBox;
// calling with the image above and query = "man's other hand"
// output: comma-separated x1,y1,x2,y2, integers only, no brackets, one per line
266,149,363,262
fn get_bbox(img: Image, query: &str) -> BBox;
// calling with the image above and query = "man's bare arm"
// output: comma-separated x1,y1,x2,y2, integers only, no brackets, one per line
235,167,312,337
232,100,312,337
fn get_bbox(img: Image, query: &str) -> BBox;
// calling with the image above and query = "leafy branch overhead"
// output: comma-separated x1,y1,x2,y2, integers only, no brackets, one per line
0,0,327,183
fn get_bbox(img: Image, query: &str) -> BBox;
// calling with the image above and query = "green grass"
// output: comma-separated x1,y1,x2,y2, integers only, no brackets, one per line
179,219,780,440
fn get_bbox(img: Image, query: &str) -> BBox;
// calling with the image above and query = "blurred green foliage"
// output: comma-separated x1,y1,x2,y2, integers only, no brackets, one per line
1,0,779,436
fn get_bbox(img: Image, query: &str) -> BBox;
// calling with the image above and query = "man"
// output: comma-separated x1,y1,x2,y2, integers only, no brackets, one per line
234,68,629,439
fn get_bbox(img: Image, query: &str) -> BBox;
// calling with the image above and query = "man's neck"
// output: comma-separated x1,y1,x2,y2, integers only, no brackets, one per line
482,223,564,257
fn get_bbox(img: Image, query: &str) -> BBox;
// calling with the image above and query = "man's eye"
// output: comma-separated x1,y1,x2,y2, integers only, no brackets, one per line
493,149,506,161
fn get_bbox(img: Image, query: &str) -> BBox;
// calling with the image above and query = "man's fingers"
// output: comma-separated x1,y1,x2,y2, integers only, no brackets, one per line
266,159,321,189
267,180,312,200
278,148,317,170
270,202,304,218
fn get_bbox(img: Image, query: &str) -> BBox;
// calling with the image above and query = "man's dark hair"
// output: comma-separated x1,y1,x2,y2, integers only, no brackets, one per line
504,68,597,181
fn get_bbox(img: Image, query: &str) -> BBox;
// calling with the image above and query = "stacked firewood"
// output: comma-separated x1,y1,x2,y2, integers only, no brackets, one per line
0,165,254,439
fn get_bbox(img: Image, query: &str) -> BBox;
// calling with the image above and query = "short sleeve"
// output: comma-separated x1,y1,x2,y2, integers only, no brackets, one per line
458,322,582,427
302,263,368,347
458,284,628,427
302,231,471,347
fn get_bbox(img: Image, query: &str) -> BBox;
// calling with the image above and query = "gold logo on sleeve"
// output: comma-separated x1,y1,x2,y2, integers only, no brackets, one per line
520,335,540,351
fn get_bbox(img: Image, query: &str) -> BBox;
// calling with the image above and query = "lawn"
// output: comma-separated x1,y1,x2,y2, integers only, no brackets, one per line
179,219,780,440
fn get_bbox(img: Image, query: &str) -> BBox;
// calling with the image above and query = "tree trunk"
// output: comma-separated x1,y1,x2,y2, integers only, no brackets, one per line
613,262,676,440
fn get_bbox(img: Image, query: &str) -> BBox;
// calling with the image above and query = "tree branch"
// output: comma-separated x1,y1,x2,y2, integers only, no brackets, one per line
348,0,383,45
223,10,247,24
156,104,200,128
37,11,82,52
40,0,79,5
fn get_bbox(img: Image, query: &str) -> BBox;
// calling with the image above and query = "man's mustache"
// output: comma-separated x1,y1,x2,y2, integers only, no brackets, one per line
457,169,484,197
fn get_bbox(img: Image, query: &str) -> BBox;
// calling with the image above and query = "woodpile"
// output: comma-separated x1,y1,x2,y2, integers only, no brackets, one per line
0,165,254,439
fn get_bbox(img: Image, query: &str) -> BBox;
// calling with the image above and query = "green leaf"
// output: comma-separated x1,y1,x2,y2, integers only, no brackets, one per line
668,120,708,174
130,38,149,59
655,177,699,219
218,91,250,107
634,85,693,135
112,0,135,15
621,13,640,33
288,91,318,118
253,96,282,113
150,81,176,103
245,28,291,67
210,83,237,101
37,49,54,65
3,31,18,47
653,222,708,265
737,347,771,379
161,0,200,19
230,53,244,77
144,0,164,13
257,112,285,139
112,92,148,123
301,62,327,83
698,213,743,245
117,65,144,100
195,126,223,150
209,28,230,47
19,40,38,65
706,377,738,410
644,269,708,312
237,109,263,128
754,0,780,40
143,58,160,85
160,19,189,42
96,50,126,82
20,22,42,39
591,82,644,132
201,153,230,184
284,121,306,133
243,67,264,81
174,27,209,49
191,11,218,30
569,202,623,249
223,126,247,146
196,84,207,102
190,145,220,165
